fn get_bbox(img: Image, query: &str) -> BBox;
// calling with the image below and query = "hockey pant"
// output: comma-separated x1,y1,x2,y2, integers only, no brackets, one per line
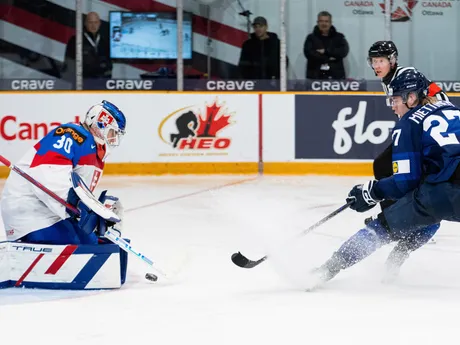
372,143,440,251
332,219,439,270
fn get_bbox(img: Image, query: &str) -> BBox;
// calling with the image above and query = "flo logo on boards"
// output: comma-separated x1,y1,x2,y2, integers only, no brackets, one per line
294,95,395,160
158,99,234,157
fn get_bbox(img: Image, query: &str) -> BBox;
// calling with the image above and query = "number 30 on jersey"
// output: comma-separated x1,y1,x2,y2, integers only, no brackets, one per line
53,136,73,154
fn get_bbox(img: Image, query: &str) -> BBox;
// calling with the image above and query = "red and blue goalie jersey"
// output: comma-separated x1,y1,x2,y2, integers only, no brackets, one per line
1,123,105,241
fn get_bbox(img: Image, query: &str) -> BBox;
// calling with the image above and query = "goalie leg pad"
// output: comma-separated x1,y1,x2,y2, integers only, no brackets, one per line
0,240,129,290
97,236,129,285
0,242,8,289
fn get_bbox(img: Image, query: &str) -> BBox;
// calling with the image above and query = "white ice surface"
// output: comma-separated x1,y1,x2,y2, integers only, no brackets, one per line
1,175,460,345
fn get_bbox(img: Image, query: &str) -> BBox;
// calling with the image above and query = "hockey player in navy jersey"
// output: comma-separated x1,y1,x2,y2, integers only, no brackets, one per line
1,100,126,245
366,41,447,278
311,69,460,287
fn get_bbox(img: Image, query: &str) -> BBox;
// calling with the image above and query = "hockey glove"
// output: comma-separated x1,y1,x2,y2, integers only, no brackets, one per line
67,189,114,236
346,180,382,213
77,202,103,235
97,190,124,237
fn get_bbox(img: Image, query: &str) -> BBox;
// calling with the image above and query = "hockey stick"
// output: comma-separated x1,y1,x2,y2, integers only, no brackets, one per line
231,201,354,269
0,155,81,215
0,155,166,281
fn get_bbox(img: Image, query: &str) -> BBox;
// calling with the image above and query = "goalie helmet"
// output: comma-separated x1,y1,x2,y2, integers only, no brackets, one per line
84,100,127,148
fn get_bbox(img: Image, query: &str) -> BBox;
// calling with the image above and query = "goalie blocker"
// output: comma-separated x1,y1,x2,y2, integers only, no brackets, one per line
0,239,129,290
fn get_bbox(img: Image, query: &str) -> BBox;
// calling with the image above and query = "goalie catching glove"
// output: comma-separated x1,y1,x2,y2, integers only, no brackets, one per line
67,189,123,237
98,191,124,236
346,180,382,213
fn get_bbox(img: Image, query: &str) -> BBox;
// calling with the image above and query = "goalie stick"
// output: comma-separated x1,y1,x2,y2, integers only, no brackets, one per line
231,201,353,269
0,155,166,282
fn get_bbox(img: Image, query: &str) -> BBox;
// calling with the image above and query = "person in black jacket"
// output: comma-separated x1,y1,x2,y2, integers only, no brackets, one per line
238,16,286,80
303,11,349,79
63,12,112,80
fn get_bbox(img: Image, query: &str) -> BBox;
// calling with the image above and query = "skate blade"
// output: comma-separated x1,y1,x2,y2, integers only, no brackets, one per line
304,271,328,292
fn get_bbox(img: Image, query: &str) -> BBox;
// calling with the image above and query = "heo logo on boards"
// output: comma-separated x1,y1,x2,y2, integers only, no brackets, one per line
158,99,233,156
331,101,395,155
0,116,81,141
379,0,417,21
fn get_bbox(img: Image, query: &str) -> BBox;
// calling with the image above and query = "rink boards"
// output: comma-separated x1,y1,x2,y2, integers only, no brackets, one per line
1,91,459,177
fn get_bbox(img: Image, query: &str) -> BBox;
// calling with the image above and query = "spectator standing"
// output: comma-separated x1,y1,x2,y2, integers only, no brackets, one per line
303,11,349,80
64,12,112,80
238,16,287,80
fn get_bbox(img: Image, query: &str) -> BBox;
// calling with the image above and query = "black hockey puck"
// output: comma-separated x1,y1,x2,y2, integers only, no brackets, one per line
145,273,158,282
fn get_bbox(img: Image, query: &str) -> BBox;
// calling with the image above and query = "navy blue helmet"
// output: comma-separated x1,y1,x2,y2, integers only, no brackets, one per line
387,69,429,106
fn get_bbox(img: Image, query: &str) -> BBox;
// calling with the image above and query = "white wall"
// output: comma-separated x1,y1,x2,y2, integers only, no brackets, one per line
0,93,260,163
2,0,459,81
188,0,460,81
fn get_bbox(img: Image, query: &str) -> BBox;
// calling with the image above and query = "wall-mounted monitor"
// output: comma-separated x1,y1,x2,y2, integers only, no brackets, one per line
109,11,192,60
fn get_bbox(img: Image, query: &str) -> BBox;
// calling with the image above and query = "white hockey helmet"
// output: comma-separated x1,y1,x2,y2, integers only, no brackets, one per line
84,100,127,148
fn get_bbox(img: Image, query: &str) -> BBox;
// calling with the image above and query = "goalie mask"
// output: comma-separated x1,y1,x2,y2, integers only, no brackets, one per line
85,100,127,149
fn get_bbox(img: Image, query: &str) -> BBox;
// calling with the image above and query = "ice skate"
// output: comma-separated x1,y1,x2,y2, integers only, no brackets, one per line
306,254,343,291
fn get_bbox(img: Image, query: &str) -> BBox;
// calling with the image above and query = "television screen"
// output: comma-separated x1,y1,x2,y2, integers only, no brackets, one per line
109,12,192,59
